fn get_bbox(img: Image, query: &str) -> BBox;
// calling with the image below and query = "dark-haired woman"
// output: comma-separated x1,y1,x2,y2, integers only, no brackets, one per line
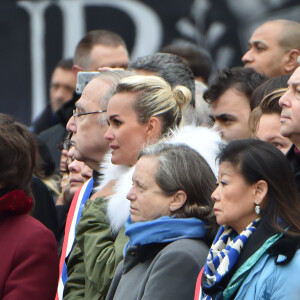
0,115,59,300
196,139,300,300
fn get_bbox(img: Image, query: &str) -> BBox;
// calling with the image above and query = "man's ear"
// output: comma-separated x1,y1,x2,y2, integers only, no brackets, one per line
253,180,268,206
72,65,83,77
284,49,299,73
145,117,163,141
170,190,187,212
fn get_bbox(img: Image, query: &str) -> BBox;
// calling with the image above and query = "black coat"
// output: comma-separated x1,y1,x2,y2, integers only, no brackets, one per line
31,176,58,240
286,144,300,201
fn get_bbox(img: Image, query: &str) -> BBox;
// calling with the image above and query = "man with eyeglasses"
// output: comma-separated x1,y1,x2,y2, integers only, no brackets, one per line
242,19,300,78
56,70,133,300
39,30,129,172
65,77,110,171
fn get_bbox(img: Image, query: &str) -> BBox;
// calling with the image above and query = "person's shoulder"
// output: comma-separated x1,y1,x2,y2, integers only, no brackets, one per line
275,248,300,272
253,248,300,285
1,214,57,253
260,248,300,298
13,214,56,238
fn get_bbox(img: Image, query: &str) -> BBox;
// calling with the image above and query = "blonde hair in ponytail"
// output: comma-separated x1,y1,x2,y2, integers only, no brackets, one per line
113,75,192,135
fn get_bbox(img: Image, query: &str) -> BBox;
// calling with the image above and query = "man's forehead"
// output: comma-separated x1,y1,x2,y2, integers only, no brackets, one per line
84,77,110,94
211,100,240,118
89,44,129,69
288,67,300,85
77,77,111,109
250,21,282,45
210,108,237,119
51,67,74,81
211,96,250,120
75,89,98,109
213,88,249,105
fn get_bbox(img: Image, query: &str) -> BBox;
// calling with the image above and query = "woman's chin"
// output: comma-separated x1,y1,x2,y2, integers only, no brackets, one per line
111,156,136,167
111,155,121,165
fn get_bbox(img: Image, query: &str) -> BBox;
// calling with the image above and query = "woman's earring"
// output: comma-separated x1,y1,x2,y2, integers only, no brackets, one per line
255,204,261,215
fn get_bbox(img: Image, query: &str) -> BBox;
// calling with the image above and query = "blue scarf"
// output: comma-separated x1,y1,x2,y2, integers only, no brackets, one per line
123,215,207,256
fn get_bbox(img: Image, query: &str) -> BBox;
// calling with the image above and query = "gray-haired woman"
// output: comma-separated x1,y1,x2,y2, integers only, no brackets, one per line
106,143,218,300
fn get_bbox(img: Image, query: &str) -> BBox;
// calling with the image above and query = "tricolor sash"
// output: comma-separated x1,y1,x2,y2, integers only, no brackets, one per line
56,178,94,300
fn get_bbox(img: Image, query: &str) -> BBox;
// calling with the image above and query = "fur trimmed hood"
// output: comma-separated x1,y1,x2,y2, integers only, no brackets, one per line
97,125,222,233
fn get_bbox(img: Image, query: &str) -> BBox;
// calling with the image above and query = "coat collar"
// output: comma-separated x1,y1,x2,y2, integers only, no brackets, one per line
0,189,33,216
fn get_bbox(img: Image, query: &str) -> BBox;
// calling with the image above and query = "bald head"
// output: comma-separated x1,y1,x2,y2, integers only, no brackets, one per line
242,19,300,77
277,19,300,52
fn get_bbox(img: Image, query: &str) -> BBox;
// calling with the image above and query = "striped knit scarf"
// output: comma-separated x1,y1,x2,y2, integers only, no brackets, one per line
201,219,260,300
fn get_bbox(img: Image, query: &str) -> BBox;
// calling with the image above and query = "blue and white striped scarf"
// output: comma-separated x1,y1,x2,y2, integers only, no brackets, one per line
201,219,260,300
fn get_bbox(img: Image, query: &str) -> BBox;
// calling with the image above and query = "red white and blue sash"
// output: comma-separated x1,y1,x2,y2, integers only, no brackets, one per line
56,177,94,300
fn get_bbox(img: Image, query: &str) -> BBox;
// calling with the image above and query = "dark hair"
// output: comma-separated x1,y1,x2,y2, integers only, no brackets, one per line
161,43,213,83
129,53,196,107
139,143,218,241
74,29,127,68
248,75,290,137
0,113,38,196
218,139,300,235
204,67,267,109
250,74,290,109
249,87,287,137
35,136,55,178
56,57,73,71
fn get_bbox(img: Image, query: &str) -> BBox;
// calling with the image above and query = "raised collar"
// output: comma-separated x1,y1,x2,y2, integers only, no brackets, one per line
0,189,33,216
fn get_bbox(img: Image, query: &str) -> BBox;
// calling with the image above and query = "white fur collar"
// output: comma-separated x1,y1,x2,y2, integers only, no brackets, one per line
96,125,222,233
166,125,222,178
96,153,132,234
106,167,133,234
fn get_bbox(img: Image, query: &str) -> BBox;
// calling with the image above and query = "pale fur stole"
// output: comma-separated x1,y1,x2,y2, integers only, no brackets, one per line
95,153,132,234
166,125,222,178
96,125,222,233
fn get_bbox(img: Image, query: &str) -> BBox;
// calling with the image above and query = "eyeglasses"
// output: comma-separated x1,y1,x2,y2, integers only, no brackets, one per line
72,109,107,124
57,138,72,151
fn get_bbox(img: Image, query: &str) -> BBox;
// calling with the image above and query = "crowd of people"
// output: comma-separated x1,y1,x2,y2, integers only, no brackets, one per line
1,18,300,300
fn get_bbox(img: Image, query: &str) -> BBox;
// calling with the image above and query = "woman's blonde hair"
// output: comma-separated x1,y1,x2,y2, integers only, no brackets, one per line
113,75,192,136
